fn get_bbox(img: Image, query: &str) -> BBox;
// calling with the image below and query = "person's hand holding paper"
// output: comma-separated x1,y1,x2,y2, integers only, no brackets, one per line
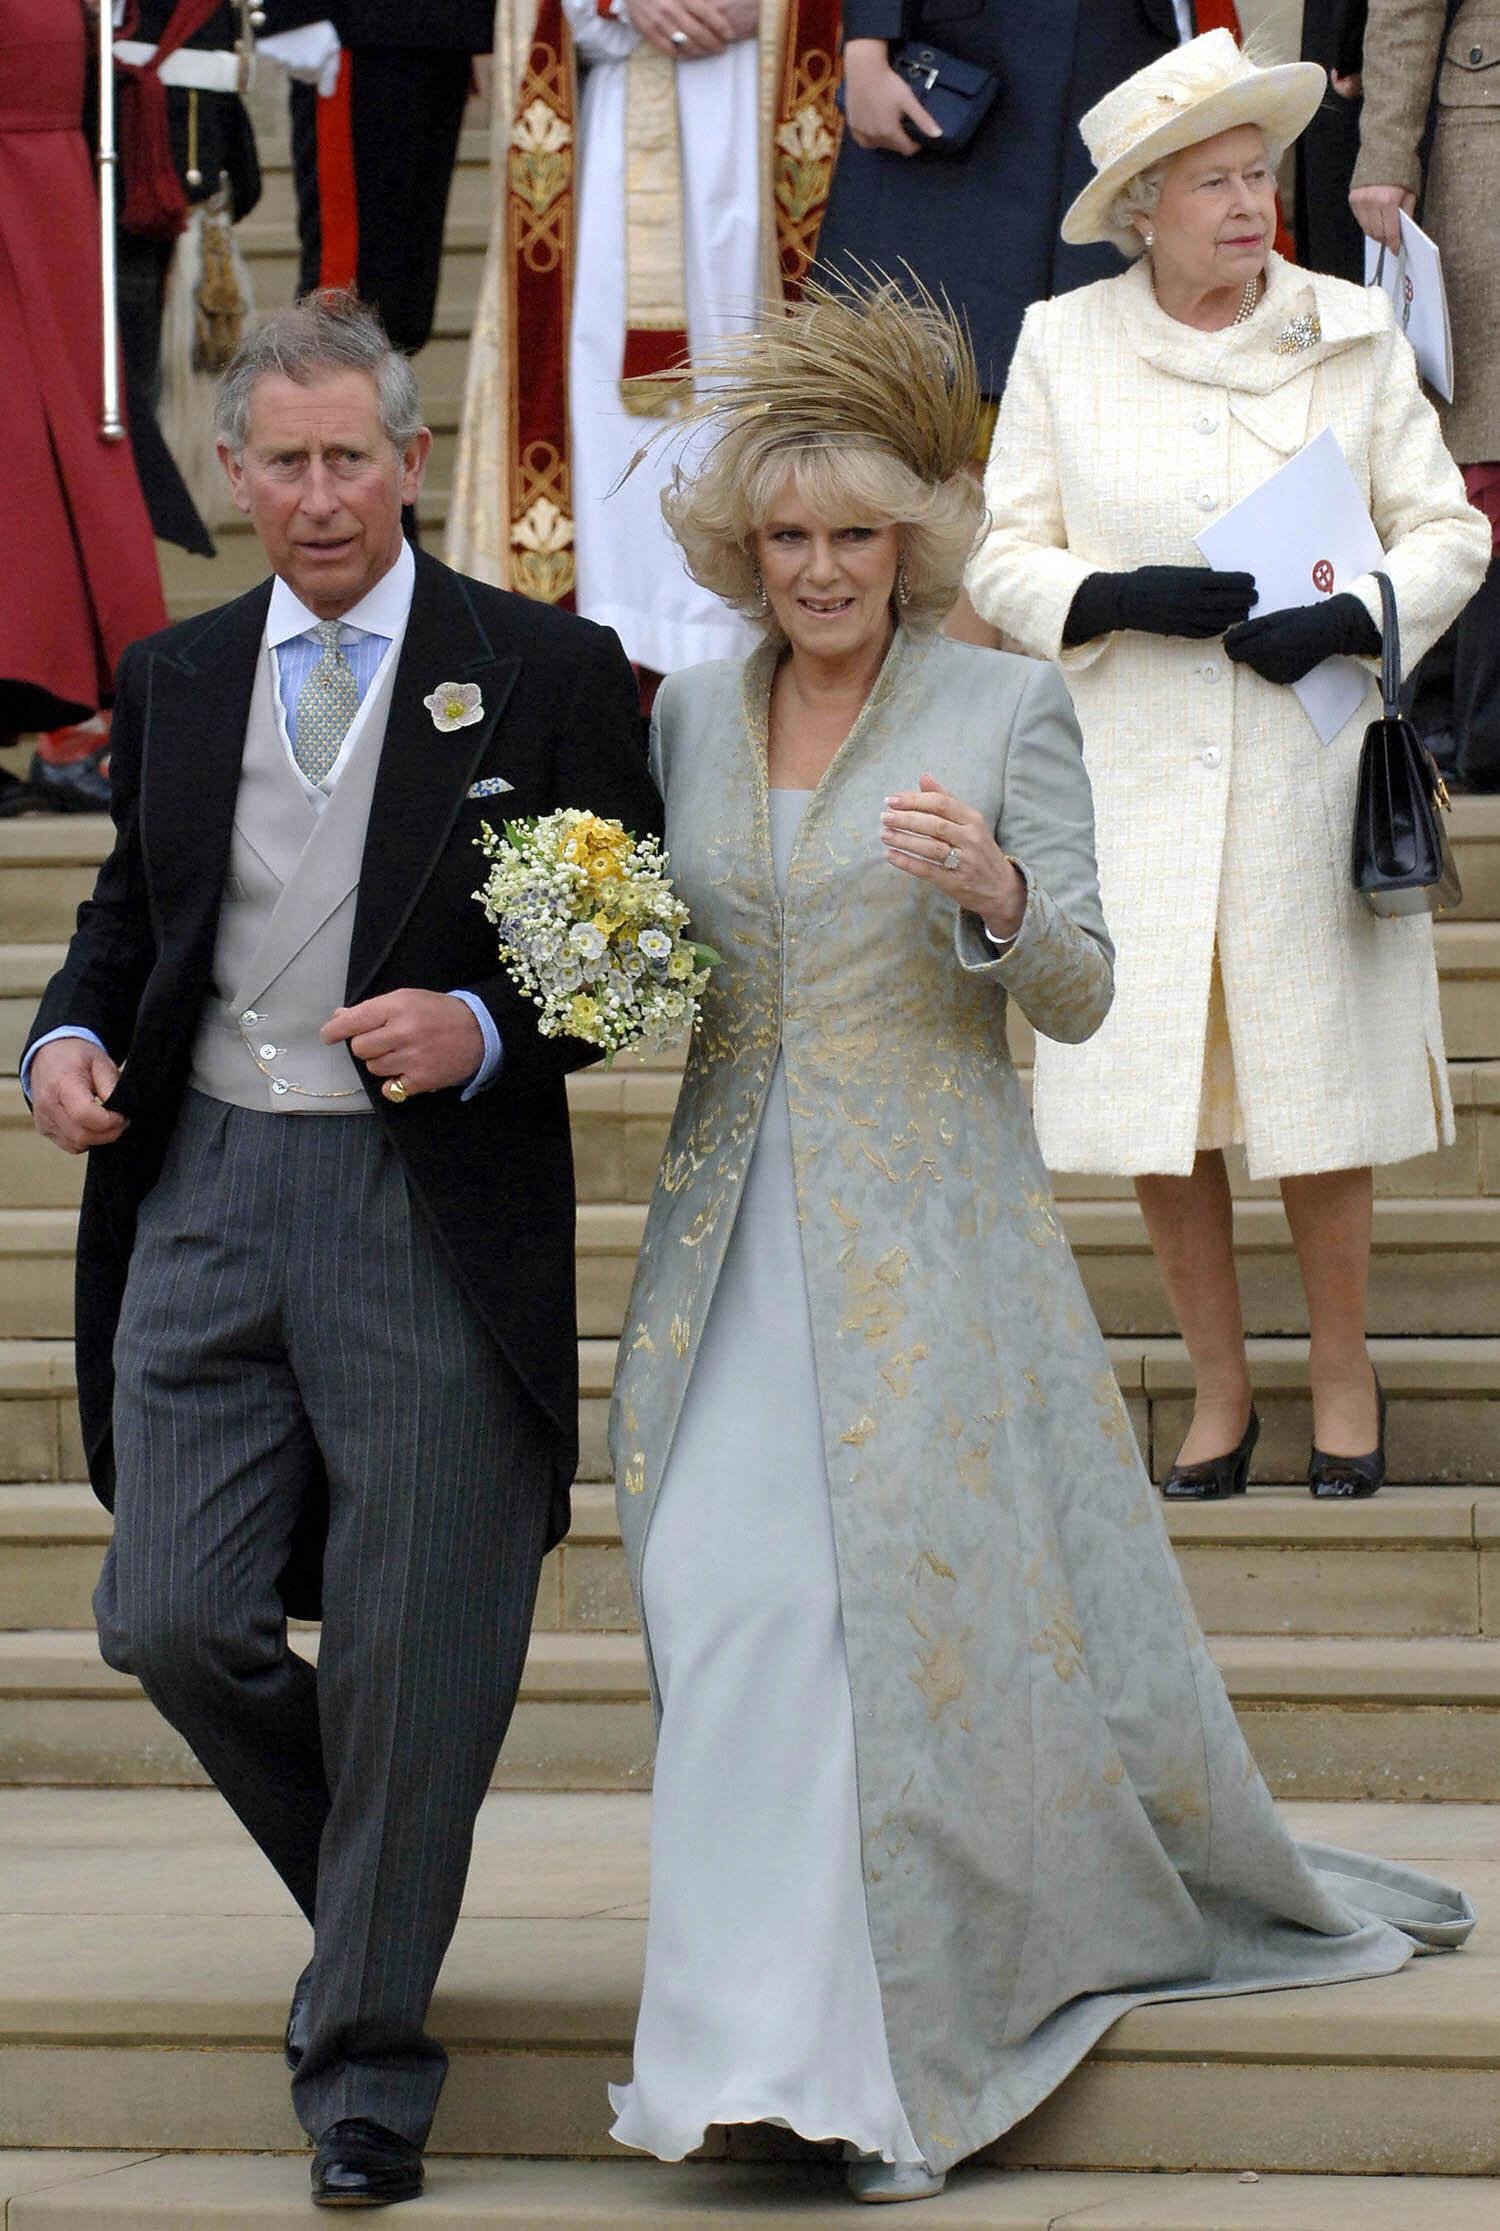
1196,428,1384,744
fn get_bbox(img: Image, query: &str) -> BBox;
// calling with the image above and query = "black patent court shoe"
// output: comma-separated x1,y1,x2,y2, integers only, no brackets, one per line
1160,1408,1260,1501
1308,1377,1387,1500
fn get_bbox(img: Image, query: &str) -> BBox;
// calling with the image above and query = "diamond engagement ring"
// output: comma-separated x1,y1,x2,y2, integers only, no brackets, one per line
670,27,689,43
383,1076,409,1104
942,845,962,872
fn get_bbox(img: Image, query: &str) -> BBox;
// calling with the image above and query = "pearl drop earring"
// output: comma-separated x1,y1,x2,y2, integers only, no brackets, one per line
1144,229,1155,249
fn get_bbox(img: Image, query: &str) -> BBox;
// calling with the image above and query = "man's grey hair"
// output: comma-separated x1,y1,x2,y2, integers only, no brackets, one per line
214,288,424,456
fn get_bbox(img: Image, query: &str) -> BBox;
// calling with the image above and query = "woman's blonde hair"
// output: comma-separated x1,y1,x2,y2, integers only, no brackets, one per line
639,275,985,636
663,435,983,634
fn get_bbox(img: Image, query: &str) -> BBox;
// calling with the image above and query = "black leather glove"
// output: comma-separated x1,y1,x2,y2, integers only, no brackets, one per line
1223,593,1382,685
1062,566,1258,646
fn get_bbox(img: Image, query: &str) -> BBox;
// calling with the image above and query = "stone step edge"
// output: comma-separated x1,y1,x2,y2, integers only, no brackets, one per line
7,1478,1500,1552
8,1627,1500,1705
1,1332,1497,1399
1,1198,1498,1258
1,2156,1496,2228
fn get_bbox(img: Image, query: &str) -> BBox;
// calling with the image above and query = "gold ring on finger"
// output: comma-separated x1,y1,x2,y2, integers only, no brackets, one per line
383,1076,409,1104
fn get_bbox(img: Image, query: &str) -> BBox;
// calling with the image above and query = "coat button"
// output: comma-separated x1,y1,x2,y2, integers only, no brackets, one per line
271,1078,290,1095
258,1044,277,1061
1198,746,1222,769
1470,44,1484,62
1198,491,1218,511
241,1010,260,1027
1200,662,1220,682
1196,413,1217,433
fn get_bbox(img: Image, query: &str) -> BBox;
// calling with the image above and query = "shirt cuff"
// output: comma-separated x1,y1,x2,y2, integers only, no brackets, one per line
21,1026,107,1106
449,991,503,1100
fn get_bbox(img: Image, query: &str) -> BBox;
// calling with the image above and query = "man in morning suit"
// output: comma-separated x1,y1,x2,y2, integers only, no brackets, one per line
24,290,660,2210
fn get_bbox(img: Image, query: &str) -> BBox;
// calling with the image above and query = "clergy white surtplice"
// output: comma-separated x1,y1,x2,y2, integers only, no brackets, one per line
562,0,760,673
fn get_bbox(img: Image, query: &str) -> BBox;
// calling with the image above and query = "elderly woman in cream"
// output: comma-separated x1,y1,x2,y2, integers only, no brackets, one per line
607,281,1471,2208
968,31,1490,1504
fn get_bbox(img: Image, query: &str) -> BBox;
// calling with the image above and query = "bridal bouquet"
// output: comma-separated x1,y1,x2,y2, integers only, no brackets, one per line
473,809,717,1056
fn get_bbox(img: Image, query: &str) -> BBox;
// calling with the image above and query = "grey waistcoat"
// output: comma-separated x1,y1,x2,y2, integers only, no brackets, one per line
189,633,399,1113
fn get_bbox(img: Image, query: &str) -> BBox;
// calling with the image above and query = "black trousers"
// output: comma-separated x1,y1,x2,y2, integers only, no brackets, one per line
97,1096,555,2144
288,47,469,355
1407,551,1500,791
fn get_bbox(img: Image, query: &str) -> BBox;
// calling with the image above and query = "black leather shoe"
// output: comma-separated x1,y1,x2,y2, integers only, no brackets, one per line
1160,1407,1260,1501
311,2120,424,2208
284,1961,313,2073
1309,1376,1387,1500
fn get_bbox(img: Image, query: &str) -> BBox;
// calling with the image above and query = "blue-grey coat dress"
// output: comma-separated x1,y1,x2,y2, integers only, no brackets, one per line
610,628,1473,2174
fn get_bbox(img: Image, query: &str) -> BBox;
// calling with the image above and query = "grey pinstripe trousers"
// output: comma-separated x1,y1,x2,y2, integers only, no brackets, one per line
96,1092,555,2144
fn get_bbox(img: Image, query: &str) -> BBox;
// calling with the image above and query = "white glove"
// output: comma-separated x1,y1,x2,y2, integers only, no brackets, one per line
259,22,343,97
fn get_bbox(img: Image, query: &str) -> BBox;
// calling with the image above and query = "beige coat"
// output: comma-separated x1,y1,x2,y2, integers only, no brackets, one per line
1355,0,1500,464
968,253,1490,1179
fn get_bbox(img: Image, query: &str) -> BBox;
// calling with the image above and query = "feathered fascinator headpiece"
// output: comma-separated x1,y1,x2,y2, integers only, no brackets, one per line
628,270,982,492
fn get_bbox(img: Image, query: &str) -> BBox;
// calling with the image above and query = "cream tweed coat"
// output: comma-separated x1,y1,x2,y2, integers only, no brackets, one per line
968,252,1491,1179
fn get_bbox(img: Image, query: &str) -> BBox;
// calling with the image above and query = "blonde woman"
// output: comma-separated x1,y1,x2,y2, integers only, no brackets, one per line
967,31,1491,1503
607,282,1472,2206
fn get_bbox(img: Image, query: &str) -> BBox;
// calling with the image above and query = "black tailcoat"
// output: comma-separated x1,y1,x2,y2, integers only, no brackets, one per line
27,552,660,1614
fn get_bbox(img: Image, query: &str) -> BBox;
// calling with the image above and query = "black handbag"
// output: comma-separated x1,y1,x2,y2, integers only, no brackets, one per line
1351,571,1462,917
836,41,1001,157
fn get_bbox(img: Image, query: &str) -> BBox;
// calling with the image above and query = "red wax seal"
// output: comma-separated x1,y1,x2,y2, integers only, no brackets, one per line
1312,558,1335,593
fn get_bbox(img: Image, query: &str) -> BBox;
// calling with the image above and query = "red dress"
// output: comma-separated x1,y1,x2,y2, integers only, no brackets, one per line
0,0,167,730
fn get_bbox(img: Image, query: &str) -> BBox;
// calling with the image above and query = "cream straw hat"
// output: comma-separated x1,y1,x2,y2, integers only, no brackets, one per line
1061,30,1325,254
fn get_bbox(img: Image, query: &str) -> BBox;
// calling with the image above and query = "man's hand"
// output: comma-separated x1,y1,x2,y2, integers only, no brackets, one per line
321,990,485,1100
842,37,942,153
629,0,743,59
1349,183,1416,252
29,1039,128,1155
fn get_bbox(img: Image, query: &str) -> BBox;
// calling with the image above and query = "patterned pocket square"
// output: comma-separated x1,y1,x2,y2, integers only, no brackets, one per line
468,776,515,799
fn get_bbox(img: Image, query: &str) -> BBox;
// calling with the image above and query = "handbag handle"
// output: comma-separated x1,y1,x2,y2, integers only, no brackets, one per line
1372,569,1401,720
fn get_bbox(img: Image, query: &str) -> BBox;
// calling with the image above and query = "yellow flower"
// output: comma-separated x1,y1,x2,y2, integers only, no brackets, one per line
567,993,601,1035
667,950,693,980
561,815,632,882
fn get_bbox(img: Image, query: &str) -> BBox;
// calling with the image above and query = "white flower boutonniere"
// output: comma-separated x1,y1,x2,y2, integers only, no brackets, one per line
424,681,485,733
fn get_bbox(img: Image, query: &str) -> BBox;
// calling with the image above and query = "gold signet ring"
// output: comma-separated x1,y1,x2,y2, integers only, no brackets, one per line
383,1076,409,1104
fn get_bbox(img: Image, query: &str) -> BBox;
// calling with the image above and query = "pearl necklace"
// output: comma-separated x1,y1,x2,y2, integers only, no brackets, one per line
1231,275,1261,327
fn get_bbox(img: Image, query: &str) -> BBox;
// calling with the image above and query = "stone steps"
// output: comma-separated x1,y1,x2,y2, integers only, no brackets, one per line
2,2155,1498,2227
10,1482,1500,1642
0,1193,1495,1342
0,1790,1494,2173
8,1623,1500,1799
0,1334,1494,1488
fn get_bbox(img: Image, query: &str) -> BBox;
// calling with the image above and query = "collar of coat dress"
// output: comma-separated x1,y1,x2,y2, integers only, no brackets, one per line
1112,250,1391,455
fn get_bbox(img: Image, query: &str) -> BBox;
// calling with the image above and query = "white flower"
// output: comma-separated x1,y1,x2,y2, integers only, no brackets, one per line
638,928,672,960
424,681,485,733
568,922,608,961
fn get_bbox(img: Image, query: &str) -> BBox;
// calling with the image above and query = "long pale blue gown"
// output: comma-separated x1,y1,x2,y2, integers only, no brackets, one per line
608,789,924,2164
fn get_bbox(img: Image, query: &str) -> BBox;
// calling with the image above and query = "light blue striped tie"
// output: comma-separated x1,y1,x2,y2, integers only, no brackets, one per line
293,620,361,783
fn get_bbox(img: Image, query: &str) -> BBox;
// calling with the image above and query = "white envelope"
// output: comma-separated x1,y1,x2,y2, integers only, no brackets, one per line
1365,212,1454,402
1195,427,1384,745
